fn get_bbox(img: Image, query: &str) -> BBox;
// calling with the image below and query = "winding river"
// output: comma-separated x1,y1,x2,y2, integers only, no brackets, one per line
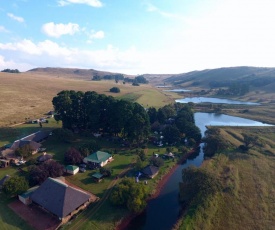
125,112,272,230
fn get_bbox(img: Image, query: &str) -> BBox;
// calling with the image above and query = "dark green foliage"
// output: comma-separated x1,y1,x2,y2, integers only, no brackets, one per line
15,144,33,158
150,156,164,167
28,161,64,186
109,87,120,93
203,128,230,157
52,128,75,143
64,147,83,164
163,125,181,145
1,69,20,73
110,178,148,213
3,176,28,197
99,167,112,177
134,75,149,84
78,140,100,157
137,149,146,161
132,82,140,86
52,90,150,144
242,133,259,149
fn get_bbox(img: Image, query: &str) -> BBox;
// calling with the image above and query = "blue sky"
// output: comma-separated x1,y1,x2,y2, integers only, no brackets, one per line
1,0,275,74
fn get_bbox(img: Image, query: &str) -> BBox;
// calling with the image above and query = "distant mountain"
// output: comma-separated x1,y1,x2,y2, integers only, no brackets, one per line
165,66,275,90
27,67,134,80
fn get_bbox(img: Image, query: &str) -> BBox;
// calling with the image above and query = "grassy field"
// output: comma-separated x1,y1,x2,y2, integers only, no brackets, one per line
0,72,175,127
176,126,275,230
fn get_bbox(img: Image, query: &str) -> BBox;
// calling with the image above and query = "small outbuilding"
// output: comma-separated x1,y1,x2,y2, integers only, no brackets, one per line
18,186,39,205
37,153,53,163
142,165,159,179
64,165,79,175
0,159,10,168
91,172,104,182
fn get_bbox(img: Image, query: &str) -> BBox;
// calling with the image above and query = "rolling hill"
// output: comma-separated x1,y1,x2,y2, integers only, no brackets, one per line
164,66,275,92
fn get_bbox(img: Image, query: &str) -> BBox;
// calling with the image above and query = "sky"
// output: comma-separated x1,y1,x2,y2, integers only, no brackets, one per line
1,0,275,74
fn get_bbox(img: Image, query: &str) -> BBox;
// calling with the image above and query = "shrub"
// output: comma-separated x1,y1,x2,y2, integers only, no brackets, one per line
110,87,120,93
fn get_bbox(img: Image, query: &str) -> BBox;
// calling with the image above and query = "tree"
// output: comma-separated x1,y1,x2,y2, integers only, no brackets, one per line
99,167,112,177
79,141,100,157
29,160,64,185
3,176,28,197
52,128,75,143
64,147,83,165
242,133,259,149
163,125,181,145
15,144,33,158
110,178,148,213
150,156,164,167
110,87,120,93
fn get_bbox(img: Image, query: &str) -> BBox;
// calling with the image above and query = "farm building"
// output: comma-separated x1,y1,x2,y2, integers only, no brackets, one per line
26,177,98,223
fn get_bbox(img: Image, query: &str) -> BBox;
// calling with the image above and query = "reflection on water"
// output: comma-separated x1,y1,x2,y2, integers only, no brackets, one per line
176,97,260,105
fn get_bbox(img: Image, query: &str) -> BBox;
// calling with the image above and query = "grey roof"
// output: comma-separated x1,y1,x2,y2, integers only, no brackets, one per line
142,165,159,177
30,177,92,218
10,140,41,150
37,154,53,162
21,131,51,143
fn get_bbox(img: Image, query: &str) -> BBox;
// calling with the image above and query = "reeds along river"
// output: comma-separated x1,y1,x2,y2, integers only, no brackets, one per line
125,112,272,230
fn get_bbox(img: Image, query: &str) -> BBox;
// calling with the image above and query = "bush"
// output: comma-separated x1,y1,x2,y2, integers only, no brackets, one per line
110,87,120,93
132,82,140,86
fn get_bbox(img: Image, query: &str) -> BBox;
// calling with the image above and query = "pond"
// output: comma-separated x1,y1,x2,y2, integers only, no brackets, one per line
164,89,192,92
175,97,259,105
125,112,272,230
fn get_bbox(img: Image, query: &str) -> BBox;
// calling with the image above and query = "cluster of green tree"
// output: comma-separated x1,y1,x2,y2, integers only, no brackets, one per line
148,104,201,145
203,128,231,157
179,166,222,228
92,74,124,81
124,75,148,84
109,87,120,93
110,178,148,213
52,90,150,144
1,69,20,73
216,82,249,96
2,176,28,197
28,160,64,186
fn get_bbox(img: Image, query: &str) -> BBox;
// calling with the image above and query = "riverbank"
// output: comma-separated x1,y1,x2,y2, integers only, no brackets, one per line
115,147,198,230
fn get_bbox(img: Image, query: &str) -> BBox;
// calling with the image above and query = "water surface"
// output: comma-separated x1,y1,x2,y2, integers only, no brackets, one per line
176,97,259,105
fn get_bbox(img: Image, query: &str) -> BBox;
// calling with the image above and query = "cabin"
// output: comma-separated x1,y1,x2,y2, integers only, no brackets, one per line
83,151,113,167
91,172,104,182
142,165,159,179
64,165,79,175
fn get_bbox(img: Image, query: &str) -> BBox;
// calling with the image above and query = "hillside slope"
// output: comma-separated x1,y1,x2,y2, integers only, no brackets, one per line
165,66,275,91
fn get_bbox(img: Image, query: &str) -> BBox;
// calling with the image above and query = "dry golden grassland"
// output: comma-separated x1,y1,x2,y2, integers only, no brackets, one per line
0,72,174,127
178,126,275,230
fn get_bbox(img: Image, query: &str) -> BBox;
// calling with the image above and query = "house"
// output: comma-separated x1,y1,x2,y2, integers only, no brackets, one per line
0,175,10,189
20,130,51,143
64,165,79,175
91,172,104,182
28,177,98,223
83,151,113,167
142,165,159,179
37,152,53,163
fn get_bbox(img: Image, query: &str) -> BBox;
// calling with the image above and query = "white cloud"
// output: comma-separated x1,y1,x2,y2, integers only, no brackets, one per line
144,3,183,20
0,26,9,33
42,22,80,38
0,39,142,73
0,55,33,71
88,30,104,39
7,13,24,23
58,0,103,7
